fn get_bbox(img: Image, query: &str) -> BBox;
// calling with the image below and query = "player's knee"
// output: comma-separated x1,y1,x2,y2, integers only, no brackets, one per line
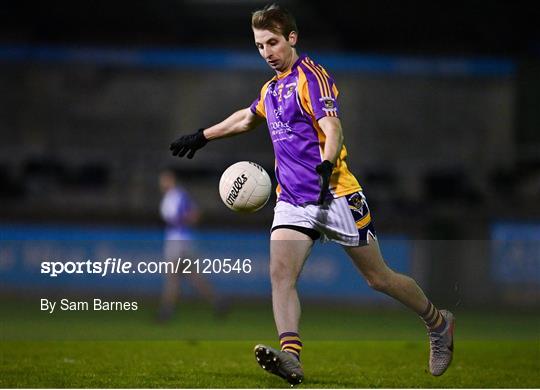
270,266,297,289
366,274,391,292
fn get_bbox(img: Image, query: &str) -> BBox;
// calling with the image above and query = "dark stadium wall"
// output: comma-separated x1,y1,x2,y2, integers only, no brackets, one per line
0,60,517,230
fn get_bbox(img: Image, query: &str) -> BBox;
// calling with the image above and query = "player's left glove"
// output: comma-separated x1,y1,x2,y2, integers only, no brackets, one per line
169,128,208,159
316,160,334,205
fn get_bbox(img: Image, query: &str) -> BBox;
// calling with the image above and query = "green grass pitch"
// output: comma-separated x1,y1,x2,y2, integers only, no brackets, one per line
1,300,539,388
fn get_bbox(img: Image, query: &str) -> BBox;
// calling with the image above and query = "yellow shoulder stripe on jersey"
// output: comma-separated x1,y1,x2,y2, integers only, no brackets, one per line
307,58,334,100
310,59,332,97
302,59,330,98
306,58,330,97
303,60,335,118
302,59,338,117
316,62,339,100
317,62,331,78
309,59,339,117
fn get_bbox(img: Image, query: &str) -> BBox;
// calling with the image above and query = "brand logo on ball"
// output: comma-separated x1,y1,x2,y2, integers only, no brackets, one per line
219,161,271,213
226,174,248,206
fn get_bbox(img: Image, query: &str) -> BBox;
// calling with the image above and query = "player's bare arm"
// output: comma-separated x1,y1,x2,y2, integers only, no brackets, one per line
318,116,344,164
204,107,264,140
315,116,344,204
170,108,263,159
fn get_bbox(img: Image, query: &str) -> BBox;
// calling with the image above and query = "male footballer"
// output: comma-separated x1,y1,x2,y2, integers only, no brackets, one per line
170,4,454,385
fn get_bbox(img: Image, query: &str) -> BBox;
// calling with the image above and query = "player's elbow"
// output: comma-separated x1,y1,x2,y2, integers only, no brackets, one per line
336,128,344,144
239,108,261,133
239,118,253,133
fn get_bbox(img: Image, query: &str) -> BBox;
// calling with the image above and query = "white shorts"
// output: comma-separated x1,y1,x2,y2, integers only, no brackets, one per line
271,191,377,247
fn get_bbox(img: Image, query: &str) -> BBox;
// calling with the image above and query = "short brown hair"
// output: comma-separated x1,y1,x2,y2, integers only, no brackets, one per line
251,4,298,38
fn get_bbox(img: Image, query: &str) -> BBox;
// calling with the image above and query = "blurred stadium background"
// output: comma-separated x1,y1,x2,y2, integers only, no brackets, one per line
0,1,539,387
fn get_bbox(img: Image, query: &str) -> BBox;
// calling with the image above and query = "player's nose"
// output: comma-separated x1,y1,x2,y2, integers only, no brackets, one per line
263,46,272,59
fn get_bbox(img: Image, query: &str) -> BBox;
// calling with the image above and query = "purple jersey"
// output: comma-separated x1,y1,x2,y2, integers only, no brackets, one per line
250,54,361,206
160,187,196,240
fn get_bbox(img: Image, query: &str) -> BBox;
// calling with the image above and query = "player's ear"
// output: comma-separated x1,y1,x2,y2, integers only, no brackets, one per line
288,31,298,47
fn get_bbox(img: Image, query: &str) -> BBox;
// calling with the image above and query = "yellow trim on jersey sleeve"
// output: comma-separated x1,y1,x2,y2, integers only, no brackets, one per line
332,84,339,98
331,145,363,197
254,79,274,118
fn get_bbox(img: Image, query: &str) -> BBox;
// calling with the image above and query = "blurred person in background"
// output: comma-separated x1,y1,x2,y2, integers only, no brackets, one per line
169,3,454,385
158,167,224,322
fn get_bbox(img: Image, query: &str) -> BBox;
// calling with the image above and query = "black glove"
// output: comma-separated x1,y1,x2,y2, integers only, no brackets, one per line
169,128,208,159
315,160,334,205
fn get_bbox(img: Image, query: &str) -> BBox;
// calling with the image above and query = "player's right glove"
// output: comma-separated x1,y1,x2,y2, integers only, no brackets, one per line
169,128,208,159
316,160,334,205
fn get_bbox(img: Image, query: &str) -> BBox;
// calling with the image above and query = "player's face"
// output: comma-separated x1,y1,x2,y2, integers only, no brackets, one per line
253,28,298,74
